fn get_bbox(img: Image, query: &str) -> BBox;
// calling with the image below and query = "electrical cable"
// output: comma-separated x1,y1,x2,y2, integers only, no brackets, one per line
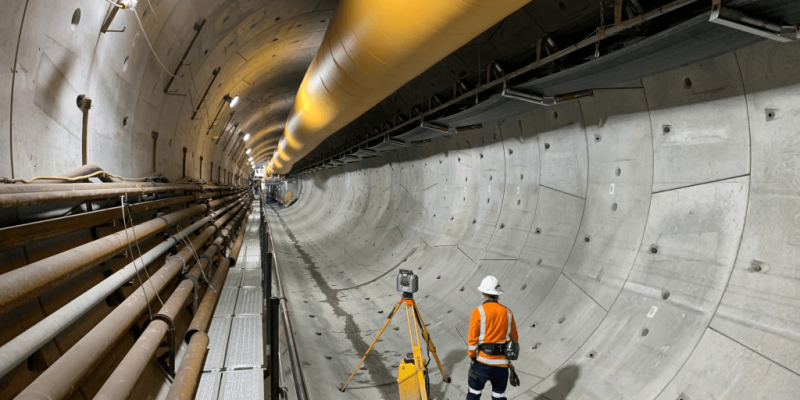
144,0,175,49
120,196,165,319
102,0,123,8
175,221,217,292
130,7,178,77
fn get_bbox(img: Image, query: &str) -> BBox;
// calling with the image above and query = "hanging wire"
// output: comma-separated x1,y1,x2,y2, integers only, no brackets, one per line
144,0,175,49
175,221,217,292
130,7,178,77
120,196,165,318
102,0,123,8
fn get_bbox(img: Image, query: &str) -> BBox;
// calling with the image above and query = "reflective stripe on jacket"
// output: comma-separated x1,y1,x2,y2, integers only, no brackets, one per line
467,301,518,367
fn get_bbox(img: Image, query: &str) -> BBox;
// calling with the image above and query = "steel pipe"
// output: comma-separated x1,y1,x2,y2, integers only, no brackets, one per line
0,202,238,380
184,207,250,342
163,332,209,400
0,194,197,251
164,210,250,400
13,200,246,400
0,201,217,316
93,204,247,400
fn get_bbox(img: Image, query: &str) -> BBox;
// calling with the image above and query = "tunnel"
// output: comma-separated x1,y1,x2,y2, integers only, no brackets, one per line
1,0,799,399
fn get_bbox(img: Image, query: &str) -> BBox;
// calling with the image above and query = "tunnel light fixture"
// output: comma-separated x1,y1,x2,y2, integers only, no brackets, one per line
243,133,250,141
229,96,239,108
501,86,554,106
246,148,251,154
249,157,253,161
420,120,450,133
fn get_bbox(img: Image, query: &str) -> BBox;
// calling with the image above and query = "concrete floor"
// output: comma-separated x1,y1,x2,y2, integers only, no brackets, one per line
264,39,800,400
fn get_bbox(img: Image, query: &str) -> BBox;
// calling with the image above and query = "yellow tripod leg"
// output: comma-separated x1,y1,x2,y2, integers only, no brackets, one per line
339,299,403,392
407,302,428,400
413,303,452,383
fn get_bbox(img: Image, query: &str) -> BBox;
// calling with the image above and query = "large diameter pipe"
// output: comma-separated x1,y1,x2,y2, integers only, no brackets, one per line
184,207,250,342
94,206,246,400
14,202,246,400
0,194,197,251
165,209,250,400
0,202,239,380
0,202,213,316
164,332,209,400
0,183,234,207
266,0,529,174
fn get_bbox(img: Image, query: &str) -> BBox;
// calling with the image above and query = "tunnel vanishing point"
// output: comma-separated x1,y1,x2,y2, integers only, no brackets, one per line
1,0,800,399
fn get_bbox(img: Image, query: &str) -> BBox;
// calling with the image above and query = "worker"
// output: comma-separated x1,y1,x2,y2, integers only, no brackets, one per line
467,275,519,400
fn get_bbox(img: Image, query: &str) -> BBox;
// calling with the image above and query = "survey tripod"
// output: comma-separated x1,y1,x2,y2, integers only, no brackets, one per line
339,293,451,399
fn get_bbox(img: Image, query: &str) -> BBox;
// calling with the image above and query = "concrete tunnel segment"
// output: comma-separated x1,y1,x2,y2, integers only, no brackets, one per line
264,39,800,400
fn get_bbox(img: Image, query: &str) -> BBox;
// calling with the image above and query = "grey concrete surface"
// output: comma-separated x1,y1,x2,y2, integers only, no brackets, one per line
264,39,800,399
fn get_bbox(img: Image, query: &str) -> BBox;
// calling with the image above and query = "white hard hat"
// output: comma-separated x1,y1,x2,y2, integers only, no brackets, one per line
478,275,504,295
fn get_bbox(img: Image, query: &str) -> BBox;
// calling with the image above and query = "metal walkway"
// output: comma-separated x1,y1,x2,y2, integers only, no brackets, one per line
197,199,265,400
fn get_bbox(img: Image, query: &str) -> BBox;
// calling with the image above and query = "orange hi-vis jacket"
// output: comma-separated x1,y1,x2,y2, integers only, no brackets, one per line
468,300,518,367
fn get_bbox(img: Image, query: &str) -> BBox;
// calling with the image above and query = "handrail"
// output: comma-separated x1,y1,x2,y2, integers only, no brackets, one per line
261,194,310,400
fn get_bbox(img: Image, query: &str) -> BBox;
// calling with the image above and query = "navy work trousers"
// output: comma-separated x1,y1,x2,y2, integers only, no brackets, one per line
466,361,508,399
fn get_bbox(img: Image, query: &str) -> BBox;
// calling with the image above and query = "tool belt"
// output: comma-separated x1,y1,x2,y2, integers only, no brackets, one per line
478,342,507,356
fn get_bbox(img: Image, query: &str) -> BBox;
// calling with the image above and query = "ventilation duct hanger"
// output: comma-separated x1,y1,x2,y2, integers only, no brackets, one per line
709,0,798,42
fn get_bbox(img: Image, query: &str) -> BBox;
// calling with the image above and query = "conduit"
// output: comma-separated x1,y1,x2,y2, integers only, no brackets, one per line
0,194,240,316
93,203,249,400
0,201,240,380
165,210,249,400
0,182,234,207
14,200,247,400
266,0,530,174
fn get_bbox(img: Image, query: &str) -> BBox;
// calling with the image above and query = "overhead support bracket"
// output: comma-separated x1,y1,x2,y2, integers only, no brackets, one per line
165,19,206,93
502,85,594,106
145,314,176,378
709,0,798,42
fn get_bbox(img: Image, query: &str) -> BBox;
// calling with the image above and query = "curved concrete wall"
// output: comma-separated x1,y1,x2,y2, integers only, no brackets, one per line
266,39,800,400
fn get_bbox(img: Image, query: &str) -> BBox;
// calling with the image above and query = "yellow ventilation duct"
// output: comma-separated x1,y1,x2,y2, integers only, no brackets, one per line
266,0,531,174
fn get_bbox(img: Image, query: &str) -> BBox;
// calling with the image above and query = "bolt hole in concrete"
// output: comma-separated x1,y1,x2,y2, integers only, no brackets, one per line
616,167,621,176
641,328,649,337
123,56,129,72
663,125,671,134
123,117,128,126
766,109,776,120
460,286,465,291
651,246,658,254
584,236,590,243
517,199,521,205
684,77,692,88
558,317,566,324
532,343,541,349
531,323,536,328
315,332,322,336
71,9,81,31
451,217,454,220
378,310,384,313
480,153,484,159
595,134,601,142
588,351,596,359
612,202,618,211
553,111,559,119
520,174,524,180
520,284,527,291
500,223,505,229
662,290,670,300
472,219,477,224
487,198,490,203
535,228,541,234
537,259,542,265
508,149,513,155
447,310,452,313
544,143,550,150
490,175,493,181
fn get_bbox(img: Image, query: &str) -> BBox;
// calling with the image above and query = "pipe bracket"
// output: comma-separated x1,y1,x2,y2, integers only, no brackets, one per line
180,274,199,314
166,254,188,275
198,254,218,274
149,314,176,378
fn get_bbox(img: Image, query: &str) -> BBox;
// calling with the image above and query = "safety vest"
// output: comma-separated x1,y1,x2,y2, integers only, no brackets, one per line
467,301,518,366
